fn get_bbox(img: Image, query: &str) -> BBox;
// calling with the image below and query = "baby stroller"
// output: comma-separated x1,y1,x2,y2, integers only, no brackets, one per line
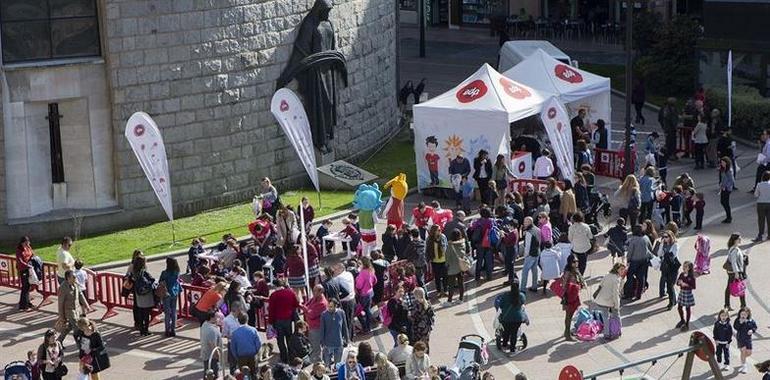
493,294,528,352
445,335,489,380
4,361,31,380
585,192,612,227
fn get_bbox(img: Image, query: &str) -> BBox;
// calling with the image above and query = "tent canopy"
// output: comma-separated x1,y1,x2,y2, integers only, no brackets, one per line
502,48,612,140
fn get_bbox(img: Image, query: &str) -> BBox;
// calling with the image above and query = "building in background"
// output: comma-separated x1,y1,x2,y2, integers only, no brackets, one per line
0,0,398,240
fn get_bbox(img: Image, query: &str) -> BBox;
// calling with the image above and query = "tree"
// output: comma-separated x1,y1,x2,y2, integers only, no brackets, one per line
635,16,702,97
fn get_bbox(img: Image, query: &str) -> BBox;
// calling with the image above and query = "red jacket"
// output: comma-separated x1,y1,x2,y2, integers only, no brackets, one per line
286,255,305,277
303,296,328,330
268,287,299,324
412,207,434,228
16,246,33,272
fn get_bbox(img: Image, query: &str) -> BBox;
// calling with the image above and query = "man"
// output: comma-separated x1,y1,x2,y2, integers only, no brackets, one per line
56,237,75,285
571,109,589,142
638,167,658,224
754,171,770,242
320,298,348,367
592,119,609,150
519,217,541,292
473,150,493,205
658,97,679,160
644,132,659,156
521,183,538,217
223,302,245,374
402,228,427,287
410,202,434,240
267,279,299,363
333,264,356,341
57,270,92,345
230,313,262,375
534,149,554,180
200,310,222,379
751,130,770,193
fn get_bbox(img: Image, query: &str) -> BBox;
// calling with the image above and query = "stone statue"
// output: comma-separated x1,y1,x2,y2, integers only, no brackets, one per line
277,0,348,154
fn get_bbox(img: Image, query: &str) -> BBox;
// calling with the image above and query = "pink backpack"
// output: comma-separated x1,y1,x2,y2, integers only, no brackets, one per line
576,320,602,341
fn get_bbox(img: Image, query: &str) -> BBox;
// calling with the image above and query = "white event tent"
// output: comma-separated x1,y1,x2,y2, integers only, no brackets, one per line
502,49,612,145
413,63,553,190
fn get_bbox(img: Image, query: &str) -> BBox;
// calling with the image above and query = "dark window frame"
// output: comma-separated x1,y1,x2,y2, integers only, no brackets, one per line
0,0,101,64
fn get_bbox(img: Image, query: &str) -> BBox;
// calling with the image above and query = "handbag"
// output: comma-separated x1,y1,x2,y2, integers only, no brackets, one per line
27,268,40,285
155,281,168,300
458,255,471,273
729,279,746,297
54,363,69,377
722,260,731,271
121,277,134,298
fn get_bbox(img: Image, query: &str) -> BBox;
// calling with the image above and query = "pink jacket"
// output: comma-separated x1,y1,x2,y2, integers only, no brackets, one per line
355,268,377,296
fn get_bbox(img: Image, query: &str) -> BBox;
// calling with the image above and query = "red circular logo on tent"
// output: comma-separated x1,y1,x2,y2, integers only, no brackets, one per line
133,124,145,137
499,78,531,99
555,64,583,84
518,161,526,173
559,365,584,380
556,122,563,132
547,107,557,119
456,80,488,103
280,100,290,112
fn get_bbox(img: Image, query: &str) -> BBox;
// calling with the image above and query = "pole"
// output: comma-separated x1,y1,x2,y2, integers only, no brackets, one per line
419,0,426,58
623,0,634,176
299,202,312,298
170,221,177,247
317,191,322,212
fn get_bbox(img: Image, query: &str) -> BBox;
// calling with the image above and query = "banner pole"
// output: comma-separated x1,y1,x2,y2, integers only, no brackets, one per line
170,221,177,247
317,191,322,211
299,202,311,298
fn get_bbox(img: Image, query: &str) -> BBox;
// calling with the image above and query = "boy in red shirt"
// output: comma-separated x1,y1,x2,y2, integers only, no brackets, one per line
411,202,434,240
425,136,440,186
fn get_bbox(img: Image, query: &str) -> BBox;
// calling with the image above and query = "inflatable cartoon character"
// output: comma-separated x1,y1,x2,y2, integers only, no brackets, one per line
383,173,408,229
353,183,383,257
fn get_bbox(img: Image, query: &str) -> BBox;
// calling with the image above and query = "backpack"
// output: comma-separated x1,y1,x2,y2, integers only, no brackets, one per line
381,300,393,327
488,226,501,247
134,272,153,296
607,314,622,339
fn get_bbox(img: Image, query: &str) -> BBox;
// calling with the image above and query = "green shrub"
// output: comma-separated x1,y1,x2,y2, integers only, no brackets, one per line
635,16,701,97
707,85,770,139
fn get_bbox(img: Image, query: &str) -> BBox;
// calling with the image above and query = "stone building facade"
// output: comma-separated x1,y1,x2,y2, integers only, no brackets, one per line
0,0,398,240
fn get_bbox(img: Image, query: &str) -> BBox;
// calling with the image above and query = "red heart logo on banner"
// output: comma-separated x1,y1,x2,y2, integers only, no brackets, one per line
134,124,146,137
280,100,289,112
555,64,583,84
548,107,557,119
556,122,563,132
499,78,531,99
456,80,488,103
518,161,526,173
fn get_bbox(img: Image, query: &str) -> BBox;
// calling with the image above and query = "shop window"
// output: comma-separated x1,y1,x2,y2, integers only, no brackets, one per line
0,0,100,64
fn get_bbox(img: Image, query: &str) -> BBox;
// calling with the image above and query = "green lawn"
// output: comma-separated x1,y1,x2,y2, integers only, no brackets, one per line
17,127,420,265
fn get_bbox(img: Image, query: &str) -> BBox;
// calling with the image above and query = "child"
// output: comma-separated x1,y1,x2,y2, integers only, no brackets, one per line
733,306,757,374
670,186,684,227
713,309,733,371
675,261,696,331
539,241,562,294
756,360,770,380
381,224,398,262
316,219,334,254
694,232,711,274
694,193,705,230
604,219,628,263
340,217,361,258
73,260,88,292
682,188,695,227
26,350,40,380
555,233,572,273
187,238,205,274
461,175,474,213
656,146,669,186
488,180,500,208
501,221,519,282
271,246,287,275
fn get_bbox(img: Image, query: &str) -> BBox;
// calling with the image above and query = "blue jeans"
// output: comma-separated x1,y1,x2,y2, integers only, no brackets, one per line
503,245,518,280
520,255,539,290
475,247,493,280
162,294,178,333
389,329,400,347
323,346,342,366
357,292,373,333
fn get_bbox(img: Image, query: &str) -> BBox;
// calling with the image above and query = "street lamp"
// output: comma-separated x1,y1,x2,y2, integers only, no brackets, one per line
418,0,426,57
623,0,634,176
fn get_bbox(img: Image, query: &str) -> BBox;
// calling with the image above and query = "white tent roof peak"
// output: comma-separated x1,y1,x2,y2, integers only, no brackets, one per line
502,49,610,104
415,63,553,122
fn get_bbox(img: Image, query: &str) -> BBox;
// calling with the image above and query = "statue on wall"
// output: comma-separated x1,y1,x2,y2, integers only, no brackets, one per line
276,0,348,154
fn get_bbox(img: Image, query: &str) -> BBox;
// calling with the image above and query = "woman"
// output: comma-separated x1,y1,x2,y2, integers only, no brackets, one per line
410,288,435,352
724,233,747,310
642,219,659,243
568,212,593,276
194,281,227,324
471,208,495,282
375,352,400,380
386,286,410,345
574,173,590,214
223,280,247,314
623,225,652,300
425,225,448,298
300,196,315,231
16,236,35,311
131,256,155,336
545,178,563,209
337,352,366,379
276,206,298,248
575,140,593,169
445,229,467,303
560,255,584,341
126,250,145,330
538,212,553,247
355,257,377,334
37,329,64,380
286,245,307,301
719,157,735,223
492,154,514,200
657,231,680,310
559,180,577,227
473,150,493,205
356,341,376,367
159,257,181,337
535,193,551,217
387,334,413,365
498,281,527,353
692,114,709,169
302,284,328,363
259,177,280,217
404,341,431,380
288,320,311,365
615,175,641,227
594,263,625,340
74,317,110,379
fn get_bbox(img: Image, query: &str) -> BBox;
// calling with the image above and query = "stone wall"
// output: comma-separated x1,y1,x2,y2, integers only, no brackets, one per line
104,0,398,222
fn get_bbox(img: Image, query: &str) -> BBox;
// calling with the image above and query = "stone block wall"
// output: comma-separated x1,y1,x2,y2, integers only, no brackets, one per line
104,0,398,221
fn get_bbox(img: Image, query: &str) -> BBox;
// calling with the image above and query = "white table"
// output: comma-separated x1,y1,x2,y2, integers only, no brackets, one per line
322,232,354,257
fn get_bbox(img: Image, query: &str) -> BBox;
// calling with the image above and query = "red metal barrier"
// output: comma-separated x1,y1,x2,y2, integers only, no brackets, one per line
178,283,207,321
508,178,564,193
36,263,59,308
0,254,20,289
677,127,694,156
83,268,100,306
97,272,131,320
594,148,636,179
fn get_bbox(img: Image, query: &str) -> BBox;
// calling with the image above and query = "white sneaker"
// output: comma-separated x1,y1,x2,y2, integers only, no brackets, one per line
720,364,729,371
739,364,748,374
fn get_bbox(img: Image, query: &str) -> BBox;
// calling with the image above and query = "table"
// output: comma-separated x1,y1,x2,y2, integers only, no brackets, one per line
322,232,354,257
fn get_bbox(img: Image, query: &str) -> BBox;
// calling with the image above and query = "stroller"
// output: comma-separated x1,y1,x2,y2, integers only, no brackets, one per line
444,335,489,380
493,294,528,352
585,192,612,227
4,361,31,380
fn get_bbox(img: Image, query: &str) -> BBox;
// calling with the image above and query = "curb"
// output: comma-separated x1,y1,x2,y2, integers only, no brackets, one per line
91,188,421,271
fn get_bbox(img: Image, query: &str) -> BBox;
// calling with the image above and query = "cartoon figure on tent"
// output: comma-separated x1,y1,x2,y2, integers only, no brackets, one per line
353,183,383,257
445,135,470,192
383,173,408,229
425,135,440,186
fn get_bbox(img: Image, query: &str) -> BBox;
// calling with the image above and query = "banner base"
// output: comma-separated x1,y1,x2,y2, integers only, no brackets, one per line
317,160,379,190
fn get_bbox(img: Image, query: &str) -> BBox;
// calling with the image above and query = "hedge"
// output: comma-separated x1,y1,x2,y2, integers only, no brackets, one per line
706,86,770,140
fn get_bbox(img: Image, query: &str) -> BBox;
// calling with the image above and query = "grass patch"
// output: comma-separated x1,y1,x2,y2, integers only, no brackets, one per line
361,127,416,185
